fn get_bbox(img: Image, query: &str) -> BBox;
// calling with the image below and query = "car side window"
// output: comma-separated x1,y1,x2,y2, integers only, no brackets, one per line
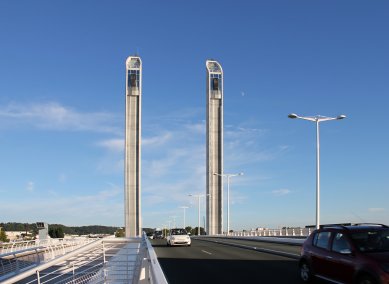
314,231,331,249
332,233,351,253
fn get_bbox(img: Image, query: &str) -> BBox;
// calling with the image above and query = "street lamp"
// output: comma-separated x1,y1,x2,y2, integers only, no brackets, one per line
188,194,209,236
288,113,346,229
179,206,189,228
213,172,244,235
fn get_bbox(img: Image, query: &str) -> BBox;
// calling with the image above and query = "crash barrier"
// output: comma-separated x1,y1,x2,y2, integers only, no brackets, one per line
1,233,168,284
226,227,312,237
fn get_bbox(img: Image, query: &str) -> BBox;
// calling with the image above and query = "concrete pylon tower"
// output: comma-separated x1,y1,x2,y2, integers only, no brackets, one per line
125,56,142,237
206,60,223,235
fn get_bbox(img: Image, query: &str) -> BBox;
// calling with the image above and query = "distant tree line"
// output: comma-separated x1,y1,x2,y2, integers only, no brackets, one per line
1,223,188,240
0,222,121,236
0,222,36,233
185,226,206,235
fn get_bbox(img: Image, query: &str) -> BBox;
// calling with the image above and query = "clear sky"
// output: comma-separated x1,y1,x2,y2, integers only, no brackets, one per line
1,1,388,231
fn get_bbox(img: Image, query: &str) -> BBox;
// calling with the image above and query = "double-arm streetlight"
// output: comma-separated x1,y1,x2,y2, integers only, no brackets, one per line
188,194,209,235
288,113,346,229
213,172,243,235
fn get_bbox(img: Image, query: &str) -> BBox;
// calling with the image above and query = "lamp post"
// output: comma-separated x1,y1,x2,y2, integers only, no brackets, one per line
162,224,167,238
179,206,189,228
288,113,346,229
188,194,209,236
213,172,243,235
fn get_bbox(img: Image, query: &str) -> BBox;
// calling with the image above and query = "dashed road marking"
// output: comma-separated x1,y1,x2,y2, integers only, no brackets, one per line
201,250,212,255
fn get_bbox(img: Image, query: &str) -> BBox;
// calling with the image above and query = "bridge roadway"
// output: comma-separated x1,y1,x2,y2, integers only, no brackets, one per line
152,237,307,284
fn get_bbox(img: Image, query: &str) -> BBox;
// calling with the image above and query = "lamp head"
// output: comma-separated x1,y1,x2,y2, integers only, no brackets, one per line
337,114,346,120
288,113,298,119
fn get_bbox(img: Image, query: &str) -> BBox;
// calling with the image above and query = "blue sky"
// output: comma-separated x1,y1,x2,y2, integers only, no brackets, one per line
1,1,388,230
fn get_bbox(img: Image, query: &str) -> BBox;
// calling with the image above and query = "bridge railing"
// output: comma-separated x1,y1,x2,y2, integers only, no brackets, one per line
0,237,96,282
0,237,94,254
227,227,312,237
87,233,168,284
1,233,168,284
142,232,168,284
0,240,38,254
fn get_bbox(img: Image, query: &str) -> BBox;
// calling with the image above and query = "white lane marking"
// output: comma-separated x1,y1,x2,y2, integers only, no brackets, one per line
201,250,212,255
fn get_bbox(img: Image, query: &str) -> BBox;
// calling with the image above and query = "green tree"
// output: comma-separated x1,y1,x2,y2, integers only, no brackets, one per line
49,227,64,238
115,228,125,237
56,227,64,238
185,226,192,234
0,228,9,242
49,228,57,238
191,227,206,235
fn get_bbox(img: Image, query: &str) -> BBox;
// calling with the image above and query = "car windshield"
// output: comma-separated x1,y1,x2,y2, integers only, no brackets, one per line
351,229,389,252
171,229,187,235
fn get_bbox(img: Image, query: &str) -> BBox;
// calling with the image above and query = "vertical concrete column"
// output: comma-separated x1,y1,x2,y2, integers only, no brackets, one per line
125,56,142,237
206,60,223,235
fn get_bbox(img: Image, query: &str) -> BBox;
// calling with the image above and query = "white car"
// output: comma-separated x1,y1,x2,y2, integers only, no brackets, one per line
166,228,191,246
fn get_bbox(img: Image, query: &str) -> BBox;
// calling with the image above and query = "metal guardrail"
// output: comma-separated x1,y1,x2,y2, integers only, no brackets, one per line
0,247,45,279
226,227,312,237
0,240,38,254
1,233,168,284
143,232,168,284
88,233,168,284
86,238,144,284
0,237,103,284
0,237,96,281
0,237,95,254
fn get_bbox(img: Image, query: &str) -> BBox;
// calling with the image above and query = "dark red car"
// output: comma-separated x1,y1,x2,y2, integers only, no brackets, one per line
299,224,389,284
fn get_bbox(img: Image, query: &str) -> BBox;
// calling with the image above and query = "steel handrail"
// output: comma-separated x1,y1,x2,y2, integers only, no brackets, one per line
1,238,103,284
1,234,169,284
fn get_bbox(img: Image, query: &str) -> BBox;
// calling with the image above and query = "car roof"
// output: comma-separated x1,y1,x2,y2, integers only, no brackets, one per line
318,223,388,232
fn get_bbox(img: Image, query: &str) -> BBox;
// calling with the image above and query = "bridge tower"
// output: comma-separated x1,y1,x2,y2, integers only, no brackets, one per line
206,60,223,235
125,56,142,237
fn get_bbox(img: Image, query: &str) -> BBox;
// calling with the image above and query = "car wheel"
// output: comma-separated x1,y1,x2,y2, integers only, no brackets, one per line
357,274,377,284
167,242,170,247
299,261,312,283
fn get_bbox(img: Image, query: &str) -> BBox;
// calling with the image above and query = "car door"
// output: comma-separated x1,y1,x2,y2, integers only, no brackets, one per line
326,232,355,283
310,231,332,277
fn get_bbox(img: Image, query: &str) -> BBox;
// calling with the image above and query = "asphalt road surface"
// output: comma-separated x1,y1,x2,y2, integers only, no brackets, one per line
152,238,305,284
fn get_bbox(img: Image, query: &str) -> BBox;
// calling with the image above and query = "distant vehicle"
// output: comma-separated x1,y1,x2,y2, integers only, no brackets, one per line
299,223,389,284
166,228,191,247
153,230,164,239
